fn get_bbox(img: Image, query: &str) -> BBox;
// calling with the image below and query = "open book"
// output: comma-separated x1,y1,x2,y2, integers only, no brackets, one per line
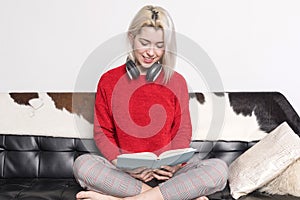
116,148,196,170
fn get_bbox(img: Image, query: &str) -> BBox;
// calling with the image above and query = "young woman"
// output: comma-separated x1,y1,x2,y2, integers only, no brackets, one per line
73,5,228,200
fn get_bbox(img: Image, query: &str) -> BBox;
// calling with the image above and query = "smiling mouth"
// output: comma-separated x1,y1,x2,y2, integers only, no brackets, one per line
143,56,156,64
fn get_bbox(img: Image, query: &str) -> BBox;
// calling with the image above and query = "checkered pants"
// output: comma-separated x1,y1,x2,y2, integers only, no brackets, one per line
73,154,228,200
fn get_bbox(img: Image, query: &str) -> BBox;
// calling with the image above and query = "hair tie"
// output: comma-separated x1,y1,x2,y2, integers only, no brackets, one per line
151,10,159,21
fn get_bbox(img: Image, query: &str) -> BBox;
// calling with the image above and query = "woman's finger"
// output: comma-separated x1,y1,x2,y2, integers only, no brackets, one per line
153,168,173,177
145,175,154,182
160,165,176,173
142,171,153,182
129,169,153,181
152,172,170,180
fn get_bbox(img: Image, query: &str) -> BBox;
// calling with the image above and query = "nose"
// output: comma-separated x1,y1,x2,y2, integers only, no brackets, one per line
146,46,155,57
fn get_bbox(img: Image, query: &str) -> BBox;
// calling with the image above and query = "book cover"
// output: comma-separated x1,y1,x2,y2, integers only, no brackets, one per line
116,148,197,170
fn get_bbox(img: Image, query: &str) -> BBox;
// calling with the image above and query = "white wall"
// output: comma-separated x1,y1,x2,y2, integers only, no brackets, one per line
1,0,300,114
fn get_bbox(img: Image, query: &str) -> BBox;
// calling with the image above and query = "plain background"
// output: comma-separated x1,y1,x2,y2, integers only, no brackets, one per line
1,0,300,114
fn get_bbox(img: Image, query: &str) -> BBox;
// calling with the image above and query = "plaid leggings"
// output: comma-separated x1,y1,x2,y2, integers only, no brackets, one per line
73,154,228,200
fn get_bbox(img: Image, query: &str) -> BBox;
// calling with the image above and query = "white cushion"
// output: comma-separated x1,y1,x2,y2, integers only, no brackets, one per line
228,122,300,199
259,158,300,197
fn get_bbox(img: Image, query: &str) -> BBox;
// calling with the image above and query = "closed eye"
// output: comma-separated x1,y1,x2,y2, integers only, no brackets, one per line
139,39,164,49
139,39,150,46
156,42,164,48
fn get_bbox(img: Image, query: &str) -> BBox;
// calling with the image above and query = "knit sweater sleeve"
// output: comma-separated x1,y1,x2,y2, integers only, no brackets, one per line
94,75,121,161
170,74,192,149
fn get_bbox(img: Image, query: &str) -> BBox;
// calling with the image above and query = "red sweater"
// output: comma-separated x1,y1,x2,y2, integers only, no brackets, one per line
94,64,192,161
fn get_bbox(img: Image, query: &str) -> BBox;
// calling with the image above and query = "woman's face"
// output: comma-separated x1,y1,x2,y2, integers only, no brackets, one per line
132,26,165,74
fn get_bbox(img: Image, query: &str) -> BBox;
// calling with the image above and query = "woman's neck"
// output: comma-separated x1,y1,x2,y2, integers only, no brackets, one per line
137,65,148,75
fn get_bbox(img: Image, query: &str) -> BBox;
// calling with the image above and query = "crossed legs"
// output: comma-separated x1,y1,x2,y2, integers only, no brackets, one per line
73,154,228,200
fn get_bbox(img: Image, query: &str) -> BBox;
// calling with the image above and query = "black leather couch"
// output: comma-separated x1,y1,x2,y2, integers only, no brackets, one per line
0,135,99,200
0,92,300,200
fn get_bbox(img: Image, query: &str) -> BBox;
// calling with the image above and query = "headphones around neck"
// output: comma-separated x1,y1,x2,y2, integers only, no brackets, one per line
126,59,162,82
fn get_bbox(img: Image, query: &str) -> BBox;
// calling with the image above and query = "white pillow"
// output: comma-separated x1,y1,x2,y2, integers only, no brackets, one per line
259,158,300,197
228,122,300,199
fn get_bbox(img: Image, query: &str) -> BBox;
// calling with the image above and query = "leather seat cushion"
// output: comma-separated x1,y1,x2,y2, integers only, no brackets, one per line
0,178,81,200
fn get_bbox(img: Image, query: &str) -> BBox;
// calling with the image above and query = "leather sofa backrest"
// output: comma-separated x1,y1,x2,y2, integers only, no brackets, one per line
0,135,100,178
0,133,256,179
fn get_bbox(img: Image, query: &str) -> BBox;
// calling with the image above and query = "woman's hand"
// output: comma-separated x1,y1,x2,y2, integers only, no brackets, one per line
111,159,117,166
111,159,153,182
152,164,183,180
128,168,154,182
111,159,183,182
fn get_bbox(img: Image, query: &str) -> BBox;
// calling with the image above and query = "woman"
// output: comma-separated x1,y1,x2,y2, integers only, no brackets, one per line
73,5,228,200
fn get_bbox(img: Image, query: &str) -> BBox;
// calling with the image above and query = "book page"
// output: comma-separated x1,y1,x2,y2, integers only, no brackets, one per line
116,152,157,169
117,157,156,169
159,148,196,159
152,148,196,168
118,152,158,159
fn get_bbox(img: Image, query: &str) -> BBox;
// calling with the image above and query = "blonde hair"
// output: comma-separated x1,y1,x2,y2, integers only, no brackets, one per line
127,5,177,84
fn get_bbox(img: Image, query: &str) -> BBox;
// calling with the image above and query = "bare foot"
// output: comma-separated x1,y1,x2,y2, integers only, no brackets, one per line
194,196,209,200
76,191,122,200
